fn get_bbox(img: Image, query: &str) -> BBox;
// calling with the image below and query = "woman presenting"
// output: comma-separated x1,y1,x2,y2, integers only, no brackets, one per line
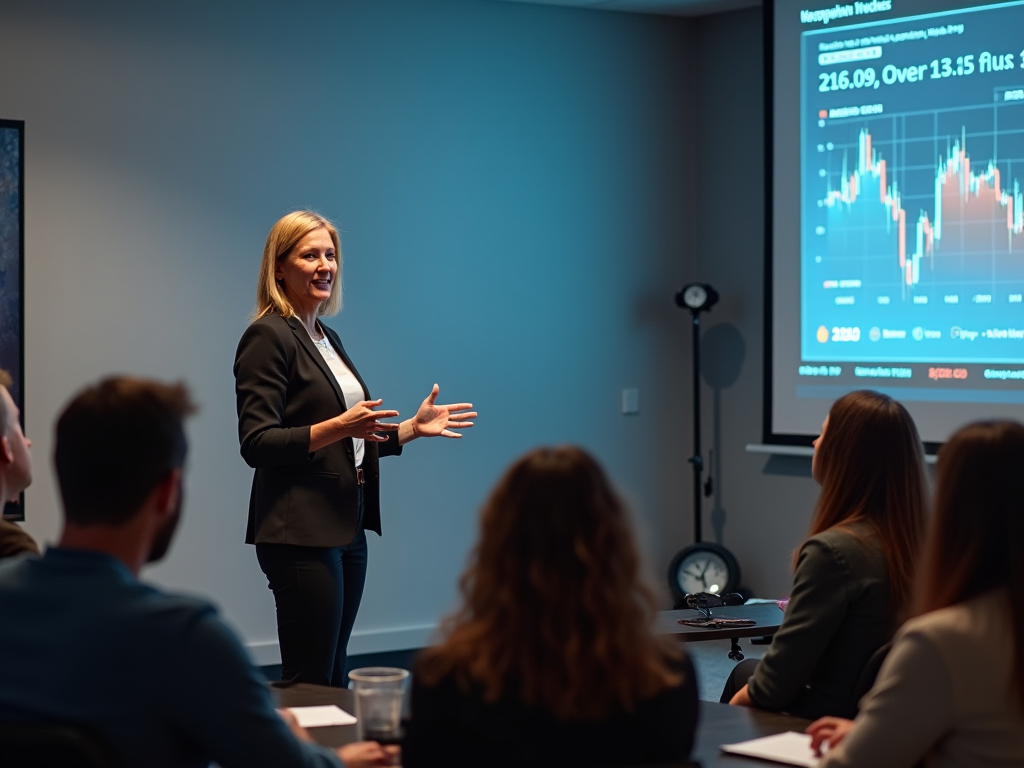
234,210,475,687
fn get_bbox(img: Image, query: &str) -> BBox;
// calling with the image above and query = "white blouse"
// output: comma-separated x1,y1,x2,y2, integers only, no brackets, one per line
306,323,365,468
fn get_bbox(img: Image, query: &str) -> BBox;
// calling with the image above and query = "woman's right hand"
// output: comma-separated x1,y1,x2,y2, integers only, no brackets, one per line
806,716,855,755
337,742,400,768
337,399,400,442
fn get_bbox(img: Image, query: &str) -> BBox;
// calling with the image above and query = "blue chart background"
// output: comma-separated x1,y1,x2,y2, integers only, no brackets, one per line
0,126,21,406
801,2,1024,363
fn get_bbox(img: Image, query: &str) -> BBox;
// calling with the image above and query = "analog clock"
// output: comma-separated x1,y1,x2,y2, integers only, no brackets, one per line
682,285,707,309
674,282,719,313
668,542,740,604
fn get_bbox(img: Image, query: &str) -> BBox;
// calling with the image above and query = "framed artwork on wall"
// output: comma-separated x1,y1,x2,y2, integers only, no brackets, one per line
0,119,24,521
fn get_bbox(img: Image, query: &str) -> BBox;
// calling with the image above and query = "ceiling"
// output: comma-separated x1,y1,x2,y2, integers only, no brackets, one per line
496,0,761,17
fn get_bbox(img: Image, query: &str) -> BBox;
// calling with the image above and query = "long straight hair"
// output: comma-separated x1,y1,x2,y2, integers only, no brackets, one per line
916,420,1024,708
801,390,927,615
253,210,342,321
416,446,684,720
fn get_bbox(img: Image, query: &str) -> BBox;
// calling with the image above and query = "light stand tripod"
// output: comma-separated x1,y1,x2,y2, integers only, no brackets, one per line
687,305,710,543
676,282,719,545
667,283,741,608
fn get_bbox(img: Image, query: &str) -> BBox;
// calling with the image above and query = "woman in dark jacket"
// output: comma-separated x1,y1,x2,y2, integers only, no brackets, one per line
724,390,927,719
234,210,475,687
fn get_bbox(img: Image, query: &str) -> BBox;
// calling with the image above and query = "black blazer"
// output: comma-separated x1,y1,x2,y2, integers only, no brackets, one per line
233,313,402,548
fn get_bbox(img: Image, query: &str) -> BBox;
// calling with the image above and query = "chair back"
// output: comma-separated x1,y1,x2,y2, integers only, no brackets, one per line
852,641,892,706
0,722,118,768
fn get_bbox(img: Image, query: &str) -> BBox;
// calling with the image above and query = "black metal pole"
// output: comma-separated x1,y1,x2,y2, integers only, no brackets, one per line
690,312,702,544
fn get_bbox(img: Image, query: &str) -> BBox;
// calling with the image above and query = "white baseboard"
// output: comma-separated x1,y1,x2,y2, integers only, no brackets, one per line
246,622,439,667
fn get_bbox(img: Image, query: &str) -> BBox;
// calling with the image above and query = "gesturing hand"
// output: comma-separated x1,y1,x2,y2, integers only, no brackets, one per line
806,716,855,755
411,384,476,439
339,399,400,443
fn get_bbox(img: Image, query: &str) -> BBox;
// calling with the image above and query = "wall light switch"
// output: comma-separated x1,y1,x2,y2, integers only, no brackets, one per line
621,388,639,415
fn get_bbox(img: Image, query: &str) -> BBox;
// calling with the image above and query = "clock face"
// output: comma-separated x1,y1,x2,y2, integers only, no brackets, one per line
675,550,730,595
683,285,707,309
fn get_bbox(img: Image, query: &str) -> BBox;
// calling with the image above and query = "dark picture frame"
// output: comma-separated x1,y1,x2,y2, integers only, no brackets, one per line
0,119,25,521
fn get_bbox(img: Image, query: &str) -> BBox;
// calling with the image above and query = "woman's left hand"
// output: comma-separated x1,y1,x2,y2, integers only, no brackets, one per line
409,383,476,439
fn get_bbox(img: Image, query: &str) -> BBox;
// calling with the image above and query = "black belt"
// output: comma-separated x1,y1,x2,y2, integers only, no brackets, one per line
355,467,366,486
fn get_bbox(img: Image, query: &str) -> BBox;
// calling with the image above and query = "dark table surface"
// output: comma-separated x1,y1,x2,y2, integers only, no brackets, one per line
657,603,785,642
692,702,811,766
272,683,810,767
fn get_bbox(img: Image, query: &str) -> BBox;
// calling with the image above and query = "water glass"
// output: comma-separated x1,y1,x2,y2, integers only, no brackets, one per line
348,667,409,744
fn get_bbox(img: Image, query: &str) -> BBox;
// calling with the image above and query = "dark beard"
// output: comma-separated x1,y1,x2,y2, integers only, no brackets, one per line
147,494,182,564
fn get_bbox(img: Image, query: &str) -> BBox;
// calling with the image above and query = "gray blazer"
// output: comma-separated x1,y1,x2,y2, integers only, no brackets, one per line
747,522,896,719
234,313,402,548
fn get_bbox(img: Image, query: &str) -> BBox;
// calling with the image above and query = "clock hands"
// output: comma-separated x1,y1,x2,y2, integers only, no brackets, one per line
681,560,714,589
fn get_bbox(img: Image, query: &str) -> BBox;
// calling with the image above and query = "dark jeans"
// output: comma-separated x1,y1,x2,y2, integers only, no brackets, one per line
720,658,760,704
256,508,368,687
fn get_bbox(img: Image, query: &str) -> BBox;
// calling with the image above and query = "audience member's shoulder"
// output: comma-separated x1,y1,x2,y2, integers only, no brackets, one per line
412,658,461,696
806,522,881,560
670,647,697,676
810,521,857,545
797,530,845,566
0,519,40,559
0,552,37,585
903,588,1009,645
661,649,698,699
125,579,224,640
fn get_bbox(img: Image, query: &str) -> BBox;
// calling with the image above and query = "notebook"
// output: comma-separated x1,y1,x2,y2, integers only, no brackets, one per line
720,731,821,766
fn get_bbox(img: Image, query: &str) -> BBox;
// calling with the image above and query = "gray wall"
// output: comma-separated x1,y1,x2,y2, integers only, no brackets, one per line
0,0,704,660
691,6,821,599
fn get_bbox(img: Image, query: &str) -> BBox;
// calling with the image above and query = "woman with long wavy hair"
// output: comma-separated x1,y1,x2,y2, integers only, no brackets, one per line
807,420,1024,766
724,390,927,719
402,446,698,768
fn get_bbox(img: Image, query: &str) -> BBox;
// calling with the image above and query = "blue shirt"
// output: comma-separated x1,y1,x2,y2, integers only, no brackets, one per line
0,548,343,768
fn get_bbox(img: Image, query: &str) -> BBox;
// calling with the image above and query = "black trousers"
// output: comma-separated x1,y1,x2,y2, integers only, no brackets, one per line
256,493,368,687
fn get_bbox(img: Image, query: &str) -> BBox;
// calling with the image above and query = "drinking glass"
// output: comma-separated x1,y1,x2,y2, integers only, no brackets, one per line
348,667,409,745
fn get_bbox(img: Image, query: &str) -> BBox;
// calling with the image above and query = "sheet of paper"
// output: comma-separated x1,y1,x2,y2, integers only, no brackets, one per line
287,705,357,728
720,731,820,767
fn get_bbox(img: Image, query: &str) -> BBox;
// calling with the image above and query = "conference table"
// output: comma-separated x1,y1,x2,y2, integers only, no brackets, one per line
272,683,811,767
270,604,792,764
658,602,785,642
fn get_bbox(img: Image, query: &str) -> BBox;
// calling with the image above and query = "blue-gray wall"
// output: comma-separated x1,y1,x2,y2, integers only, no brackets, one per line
692,7,821,599
1,0,708,659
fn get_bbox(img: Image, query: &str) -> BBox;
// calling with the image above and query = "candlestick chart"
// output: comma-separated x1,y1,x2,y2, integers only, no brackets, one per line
823,128,1024,290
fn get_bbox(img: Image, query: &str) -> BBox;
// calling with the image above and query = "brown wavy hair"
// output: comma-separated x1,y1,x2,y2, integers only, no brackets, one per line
916,420,1024,708
801,390,927,616
416,446,684,719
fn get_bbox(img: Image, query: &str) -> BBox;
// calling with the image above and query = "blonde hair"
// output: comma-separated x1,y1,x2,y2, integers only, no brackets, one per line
254,211,342,320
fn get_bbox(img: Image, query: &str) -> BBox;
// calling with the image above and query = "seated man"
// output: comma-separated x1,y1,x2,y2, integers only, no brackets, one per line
0,367,38,559
0,376,393,768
